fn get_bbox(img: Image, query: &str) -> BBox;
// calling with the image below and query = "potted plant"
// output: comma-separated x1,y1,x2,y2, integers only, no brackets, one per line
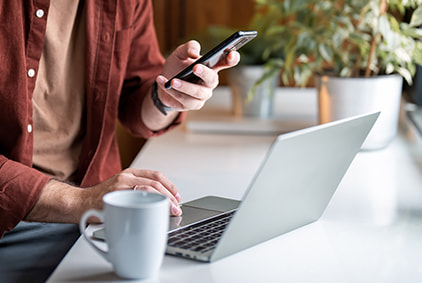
259,0,422,149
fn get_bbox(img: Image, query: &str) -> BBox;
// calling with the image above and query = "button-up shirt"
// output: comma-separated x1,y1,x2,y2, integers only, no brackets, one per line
0,0,185,236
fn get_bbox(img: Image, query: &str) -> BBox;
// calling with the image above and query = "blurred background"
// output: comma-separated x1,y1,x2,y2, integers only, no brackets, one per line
153,0,255,57
118,0,422,167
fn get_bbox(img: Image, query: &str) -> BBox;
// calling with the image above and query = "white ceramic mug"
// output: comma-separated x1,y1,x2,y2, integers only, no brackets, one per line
79,190,169,279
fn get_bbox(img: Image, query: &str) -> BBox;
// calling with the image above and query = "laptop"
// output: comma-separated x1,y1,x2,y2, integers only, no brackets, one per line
94,112,379,262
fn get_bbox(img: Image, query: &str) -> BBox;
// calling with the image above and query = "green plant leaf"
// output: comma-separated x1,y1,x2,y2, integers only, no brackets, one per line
410,6,422,27
398,67,413,85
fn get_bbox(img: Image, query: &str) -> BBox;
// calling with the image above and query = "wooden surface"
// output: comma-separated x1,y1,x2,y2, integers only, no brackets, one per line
153,0,255,54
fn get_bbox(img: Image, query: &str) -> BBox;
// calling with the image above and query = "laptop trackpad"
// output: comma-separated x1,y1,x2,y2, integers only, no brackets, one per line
169,206,221,231
169,196,240,232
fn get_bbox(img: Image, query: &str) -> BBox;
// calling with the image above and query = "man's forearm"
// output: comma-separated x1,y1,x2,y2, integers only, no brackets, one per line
24,179,85,224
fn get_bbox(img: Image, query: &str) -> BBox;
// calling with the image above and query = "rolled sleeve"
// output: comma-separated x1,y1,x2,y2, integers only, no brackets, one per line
0,156,50,237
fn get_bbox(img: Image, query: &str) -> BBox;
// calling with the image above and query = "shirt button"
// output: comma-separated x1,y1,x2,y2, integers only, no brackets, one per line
102,32,110,42
27,124,33,133
36,9,45,18
27,69,36,78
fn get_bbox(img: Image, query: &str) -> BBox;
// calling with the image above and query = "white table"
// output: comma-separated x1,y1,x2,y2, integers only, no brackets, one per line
48,87,422,283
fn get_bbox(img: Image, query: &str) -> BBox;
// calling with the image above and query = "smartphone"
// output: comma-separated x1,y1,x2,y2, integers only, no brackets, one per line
164,30,258,89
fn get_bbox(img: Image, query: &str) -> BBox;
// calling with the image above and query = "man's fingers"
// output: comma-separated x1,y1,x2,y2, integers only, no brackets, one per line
174,40,201,61
123,168,182,208
133,182,182,216
213,51,240,72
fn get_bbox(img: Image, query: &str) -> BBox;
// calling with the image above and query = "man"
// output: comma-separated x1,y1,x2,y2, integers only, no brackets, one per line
0,1,240,282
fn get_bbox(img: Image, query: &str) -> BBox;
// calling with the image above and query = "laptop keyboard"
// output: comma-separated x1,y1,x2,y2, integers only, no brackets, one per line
167,210,236,254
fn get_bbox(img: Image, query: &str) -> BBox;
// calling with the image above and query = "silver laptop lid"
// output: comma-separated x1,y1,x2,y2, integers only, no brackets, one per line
210,112,379,261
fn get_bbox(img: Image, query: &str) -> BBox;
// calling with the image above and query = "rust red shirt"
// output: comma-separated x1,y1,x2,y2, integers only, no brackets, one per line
0,0,185,236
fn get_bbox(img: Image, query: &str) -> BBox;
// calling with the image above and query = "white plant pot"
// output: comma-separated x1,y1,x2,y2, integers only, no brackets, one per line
316,74,403,150
228,66,279,118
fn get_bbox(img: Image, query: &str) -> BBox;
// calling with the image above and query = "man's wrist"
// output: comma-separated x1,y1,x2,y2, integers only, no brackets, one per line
151,82,173,116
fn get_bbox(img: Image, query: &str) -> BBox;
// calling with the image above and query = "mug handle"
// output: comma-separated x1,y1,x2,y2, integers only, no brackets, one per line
79,209,110,262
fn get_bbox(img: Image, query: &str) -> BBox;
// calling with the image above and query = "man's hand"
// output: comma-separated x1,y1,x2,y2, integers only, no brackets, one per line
141,40,240,131
82,168,182,216
25,168,182,224
157,40,240,112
